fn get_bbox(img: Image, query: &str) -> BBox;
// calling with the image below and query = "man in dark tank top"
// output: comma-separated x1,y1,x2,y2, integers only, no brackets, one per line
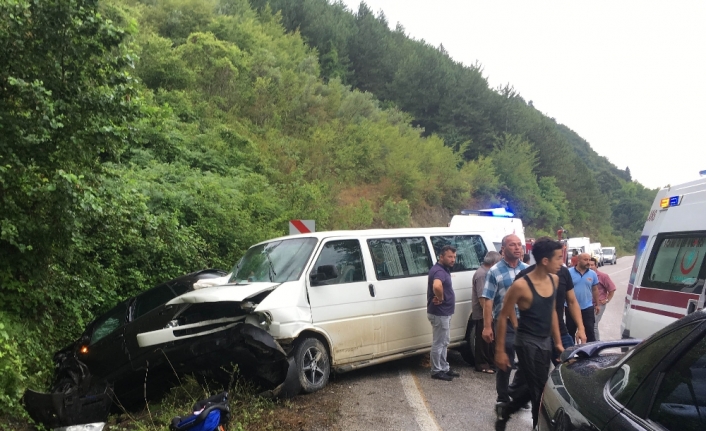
493,239,565,428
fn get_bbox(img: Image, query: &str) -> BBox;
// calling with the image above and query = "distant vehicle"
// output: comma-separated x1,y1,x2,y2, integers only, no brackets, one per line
590,242,604,266
566,237,591,266
539,310,706,431
603,246,617,264
621,176,706,341
449,208,525,253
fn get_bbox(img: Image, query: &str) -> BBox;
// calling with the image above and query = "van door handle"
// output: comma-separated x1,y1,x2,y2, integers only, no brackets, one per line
368,284,376,297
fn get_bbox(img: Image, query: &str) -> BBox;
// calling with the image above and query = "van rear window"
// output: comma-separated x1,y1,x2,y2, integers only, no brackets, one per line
643,233,706,290
431,235,487,272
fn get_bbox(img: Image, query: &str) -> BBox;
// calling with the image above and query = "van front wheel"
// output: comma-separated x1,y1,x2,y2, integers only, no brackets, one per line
294,337,330,393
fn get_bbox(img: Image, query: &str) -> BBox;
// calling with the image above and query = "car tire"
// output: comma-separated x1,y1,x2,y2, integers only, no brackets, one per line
293,337,330,394
459,319,476,367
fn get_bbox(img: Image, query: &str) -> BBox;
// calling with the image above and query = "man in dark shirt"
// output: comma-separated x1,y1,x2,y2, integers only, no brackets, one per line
471,250,501,373
427,245,457,381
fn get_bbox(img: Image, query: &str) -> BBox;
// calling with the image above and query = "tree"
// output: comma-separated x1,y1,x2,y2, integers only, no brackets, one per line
0,0,141,314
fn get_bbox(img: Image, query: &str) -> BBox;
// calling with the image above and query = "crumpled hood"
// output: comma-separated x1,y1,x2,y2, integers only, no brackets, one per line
167,282,281,304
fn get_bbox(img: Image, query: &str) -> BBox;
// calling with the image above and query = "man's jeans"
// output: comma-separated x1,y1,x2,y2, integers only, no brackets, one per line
566,306,596,342
427,314,451,374
508,333,553,428
594,304,607,340
494,319,516,402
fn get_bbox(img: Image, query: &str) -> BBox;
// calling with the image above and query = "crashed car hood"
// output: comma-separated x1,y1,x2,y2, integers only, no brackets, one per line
167,282,281,304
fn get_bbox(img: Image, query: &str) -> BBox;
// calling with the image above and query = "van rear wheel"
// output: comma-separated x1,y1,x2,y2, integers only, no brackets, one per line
294,337,330,393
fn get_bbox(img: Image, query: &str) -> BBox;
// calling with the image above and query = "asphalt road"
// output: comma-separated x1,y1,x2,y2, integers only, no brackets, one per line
315,256,634,431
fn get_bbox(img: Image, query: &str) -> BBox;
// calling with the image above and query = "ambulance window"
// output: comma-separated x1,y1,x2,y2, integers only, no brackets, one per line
367,237,432,280
431,235,487,272
643,234,706,291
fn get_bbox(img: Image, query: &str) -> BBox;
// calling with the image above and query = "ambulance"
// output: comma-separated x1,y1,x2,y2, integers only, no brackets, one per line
621,175,706,340
449,208,526,253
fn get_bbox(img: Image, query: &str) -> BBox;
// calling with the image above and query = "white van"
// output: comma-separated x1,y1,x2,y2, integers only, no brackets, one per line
167,228,494,394
449,210,525,252
621,176,706,340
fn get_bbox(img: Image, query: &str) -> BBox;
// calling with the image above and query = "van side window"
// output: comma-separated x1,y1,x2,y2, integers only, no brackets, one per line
642,234,706,291
311,240,366,285
431,235,487,272
367,237,432,280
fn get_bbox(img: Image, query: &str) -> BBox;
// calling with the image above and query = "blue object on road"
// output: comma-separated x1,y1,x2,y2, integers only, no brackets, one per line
170,392,229,431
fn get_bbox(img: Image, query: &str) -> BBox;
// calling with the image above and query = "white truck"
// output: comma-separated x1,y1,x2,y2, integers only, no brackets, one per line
566,237,591,266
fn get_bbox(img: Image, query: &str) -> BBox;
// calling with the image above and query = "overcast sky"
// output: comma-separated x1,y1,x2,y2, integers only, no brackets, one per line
339,0,706,190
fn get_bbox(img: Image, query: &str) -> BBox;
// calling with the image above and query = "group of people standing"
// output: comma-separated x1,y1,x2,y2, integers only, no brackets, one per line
426,235,616,428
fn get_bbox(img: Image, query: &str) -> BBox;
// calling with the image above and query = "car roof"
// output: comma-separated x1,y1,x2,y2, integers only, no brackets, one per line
252,227,489,246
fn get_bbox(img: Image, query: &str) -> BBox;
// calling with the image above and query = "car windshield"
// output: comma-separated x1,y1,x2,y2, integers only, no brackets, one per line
230,237,318,283
603,248,612,254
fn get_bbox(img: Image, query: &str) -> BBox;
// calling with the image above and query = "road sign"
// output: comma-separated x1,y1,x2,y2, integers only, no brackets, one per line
289,219,315,235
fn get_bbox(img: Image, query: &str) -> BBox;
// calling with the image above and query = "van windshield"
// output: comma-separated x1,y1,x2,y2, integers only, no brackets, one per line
230,238,318,283
603,248,613,254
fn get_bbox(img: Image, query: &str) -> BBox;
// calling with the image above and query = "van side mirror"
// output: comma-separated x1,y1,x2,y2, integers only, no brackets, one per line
309,265,338,286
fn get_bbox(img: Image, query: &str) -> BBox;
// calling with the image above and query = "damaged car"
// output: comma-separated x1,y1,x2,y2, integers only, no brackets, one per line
539,310,706,431
24,269,296,429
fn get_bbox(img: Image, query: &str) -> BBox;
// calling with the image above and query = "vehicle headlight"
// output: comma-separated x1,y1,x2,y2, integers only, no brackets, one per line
244,312,272,329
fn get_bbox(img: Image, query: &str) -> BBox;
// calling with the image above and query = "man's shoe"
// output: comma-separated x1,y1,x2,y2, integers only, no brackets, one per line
431,372,453,381
445,369,460,377
495,402,509,421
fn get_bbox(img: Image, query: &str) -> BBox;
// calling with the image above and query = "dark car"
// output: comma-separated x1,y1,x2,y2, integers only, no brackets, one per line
24,269,297,429
539,310,706,431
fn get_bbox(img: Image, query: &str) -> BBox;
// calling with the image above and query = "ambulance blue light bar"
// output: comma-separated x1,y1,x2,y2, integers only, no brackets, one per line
660,195,682,209
460,208,515,217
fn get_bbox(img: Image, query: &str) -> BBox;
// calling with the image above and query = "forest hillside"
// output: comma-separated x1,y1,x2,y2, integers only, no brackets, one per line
0,0,654,415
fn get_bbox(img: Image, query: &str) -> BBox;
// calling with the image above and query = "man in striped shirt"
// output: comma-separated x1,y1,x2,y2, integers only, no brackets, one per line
481,234,528,405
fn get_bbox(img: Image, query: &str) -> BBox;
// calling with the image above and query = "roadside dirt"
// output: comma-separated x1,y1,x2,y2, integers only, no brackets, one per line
262,380,344,431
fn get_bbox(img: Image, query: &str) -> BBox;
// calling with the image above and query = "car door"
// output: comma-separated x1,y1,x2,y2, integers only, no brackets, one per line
367,236,433,356
603,321,706,430
81,301,131,380
307,238,375,363
123,280,187,370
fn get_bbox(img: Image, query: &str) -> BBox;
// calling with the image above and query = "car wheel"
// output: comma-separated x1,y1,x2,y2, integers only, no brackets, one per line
459,319,476,366
294,337,330,393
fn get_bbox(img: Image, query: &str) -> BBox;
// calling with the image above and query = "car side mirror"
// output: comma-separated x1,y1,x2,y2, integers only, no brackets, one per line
310,265,338,286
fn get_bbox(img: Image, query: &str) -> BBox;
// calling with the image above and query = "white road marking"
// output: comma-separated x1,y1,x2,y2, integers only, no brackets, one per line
398,368,441,431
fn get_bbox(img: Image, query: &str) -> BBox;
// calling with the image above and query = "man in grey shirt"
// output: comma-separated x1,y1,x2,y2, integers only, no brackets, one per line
471,251,501,373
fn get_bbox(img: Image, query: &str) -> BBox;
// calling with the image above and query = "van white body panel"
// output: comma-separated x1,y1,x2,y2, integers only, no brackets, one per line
170,227,494,373
621,177,706,340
